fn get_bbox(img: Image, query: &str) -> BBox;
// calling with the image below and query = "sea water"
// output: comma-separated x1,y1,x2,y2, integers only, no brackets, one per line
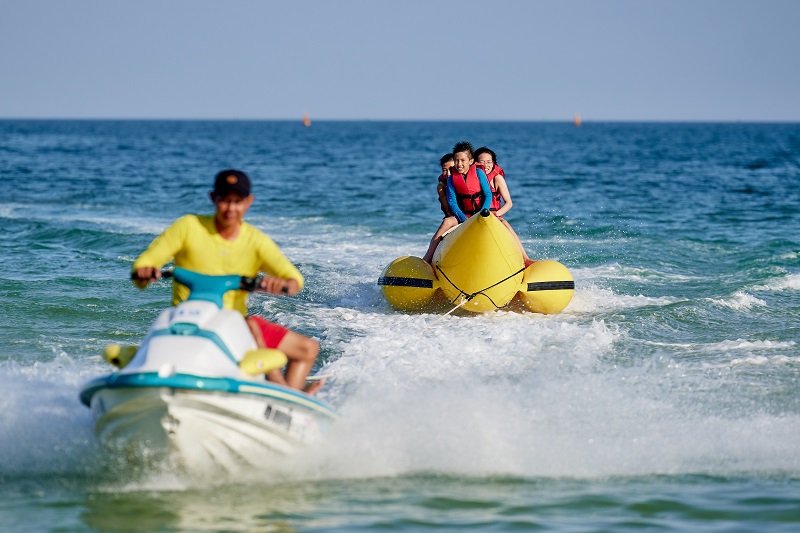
1,120,799,531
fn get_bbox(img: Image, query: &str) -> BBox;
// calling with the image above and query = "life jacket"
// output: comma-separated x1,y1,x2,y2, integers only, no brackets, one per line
482,164,505,211
451,164,487,217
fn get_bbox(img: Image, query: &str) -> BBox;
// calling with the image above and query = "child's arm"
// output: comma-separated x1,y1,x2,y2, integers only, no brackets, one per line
446,177,467,223
493,175,513,217
476,168,493,212
437,181,453,217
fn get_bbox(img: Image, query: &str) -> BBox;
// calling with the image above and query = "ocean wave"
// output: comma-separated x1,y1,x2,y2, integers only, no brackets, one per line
574,263,700,282
289,357,800,480
0,356,105,475
640,339,795,355
319,311,617,391
3,120,800,487
709,339,796,352
753,273,800,291
1,202,171,236
568,285,679,313
708,291,766,310
730,354,800,367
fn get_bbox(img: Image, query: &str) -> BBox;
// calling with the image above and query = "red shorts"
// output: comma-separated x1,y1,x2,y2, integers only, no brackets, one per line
247,315,289,349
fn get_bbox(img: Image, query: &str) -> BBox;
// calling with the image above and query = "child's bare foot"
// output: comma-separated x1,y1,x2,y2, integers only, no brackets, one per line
303,379,325,395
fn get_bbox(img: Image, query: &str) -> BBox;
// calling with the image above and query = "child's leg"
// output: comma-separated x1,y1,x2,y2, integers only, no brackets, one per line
247,316,322,393
499,218,532,265
422,216,458,263
276,331,321,393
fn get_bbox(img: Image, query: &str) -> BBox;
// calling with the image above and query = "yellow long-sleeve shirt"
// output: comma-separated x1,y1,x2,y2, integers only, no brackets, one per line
132,215,304,315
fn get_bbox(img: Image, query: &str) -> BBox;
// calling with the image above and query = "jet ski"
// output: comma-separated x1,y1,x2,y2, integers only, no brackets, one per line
80,267,336,473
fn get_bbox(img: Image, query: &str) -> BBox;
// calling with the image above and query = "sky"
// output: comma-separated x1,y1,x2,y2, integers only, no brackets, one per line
1,0,799,121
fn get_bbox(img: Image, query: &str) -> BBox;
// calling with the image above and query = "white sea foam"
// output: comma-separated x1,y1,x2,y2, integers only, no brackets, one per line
264,302,799,480
568,284,678,314
729,354,800,366
565,264,692,312
730,355,800,366
10,338,799,485
706,339,796,352
0,358,103,475
317,311,617,388
574,263,700,282
65,214,171,235
709,291,766,310
753,273,800,291
642,338,795,354
1,201,173,236
285,354,800,480
3,295,798,486
0,204,20,219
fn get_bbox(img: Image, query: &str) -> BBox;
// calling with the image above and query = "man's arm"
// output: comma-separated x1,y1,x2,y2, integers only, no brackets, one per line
131,217,187,288
254,232,305,294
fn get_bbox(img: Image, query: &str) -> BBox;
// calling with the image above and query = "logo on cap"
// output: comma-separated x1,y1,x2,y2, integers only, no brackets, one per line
213,169,251,196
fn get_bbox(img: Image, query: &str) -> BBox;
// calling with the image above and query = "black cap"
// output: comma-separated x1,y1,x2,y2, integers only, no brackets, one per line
213,169,251,197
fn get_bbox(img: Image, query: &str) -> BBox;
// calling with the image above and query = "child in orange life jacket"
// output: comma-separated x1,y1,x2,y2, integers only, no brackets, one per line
437,153,455,217
474,147,532,265
422,141,492,263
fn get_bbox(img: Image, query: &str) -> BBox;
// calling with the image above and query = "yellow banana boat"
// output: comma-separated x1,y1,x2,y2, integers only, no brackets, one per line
378,210,574,314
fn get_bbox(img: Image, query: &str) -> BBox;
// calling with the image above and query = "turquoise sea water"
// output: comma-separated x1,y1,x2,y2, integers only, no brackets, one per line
1,120,799,532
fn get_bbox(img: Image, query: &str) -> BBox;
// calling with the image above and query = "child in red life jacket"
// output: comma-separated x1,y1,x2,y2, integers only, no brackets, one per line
423,141,492,263
474,147,506,214
474,147,532,265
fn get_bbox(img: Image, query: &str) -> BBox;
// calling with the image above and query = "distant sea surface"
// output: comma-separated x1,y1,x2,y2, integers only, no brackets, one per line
1,120,799,532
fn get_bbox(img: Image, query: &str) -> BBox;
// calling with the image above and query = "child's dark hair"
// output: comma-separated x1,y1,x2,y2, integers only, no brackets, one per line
439,153,454,166
452,141,474,157
474,146,497,165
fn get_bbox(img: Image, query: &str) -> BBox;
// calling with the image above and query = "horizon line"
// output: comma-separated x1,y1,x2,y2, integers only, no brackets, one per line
1,117,799,124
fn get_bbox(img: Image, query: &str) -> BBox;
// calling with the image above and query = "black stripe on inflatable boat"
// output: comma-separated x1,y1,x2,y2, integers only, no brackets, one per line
377,276,434,288
526,280,575,292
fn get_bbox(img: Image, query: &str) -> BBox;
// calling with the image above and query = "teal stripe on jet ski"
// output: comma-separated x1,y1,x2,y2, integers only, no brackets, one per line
79,372,338,419
150,324,237,364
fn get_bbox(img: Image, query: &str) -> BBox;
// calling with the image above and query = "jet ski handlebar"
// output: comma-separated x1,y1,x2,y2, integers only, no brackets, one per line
239,275,263,292
130,269,174,281
131,268,287,294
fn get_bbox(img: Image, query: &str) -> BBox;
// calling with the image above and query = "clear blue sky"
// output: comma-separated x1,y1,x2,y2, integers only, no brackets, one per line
2,0,798,121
